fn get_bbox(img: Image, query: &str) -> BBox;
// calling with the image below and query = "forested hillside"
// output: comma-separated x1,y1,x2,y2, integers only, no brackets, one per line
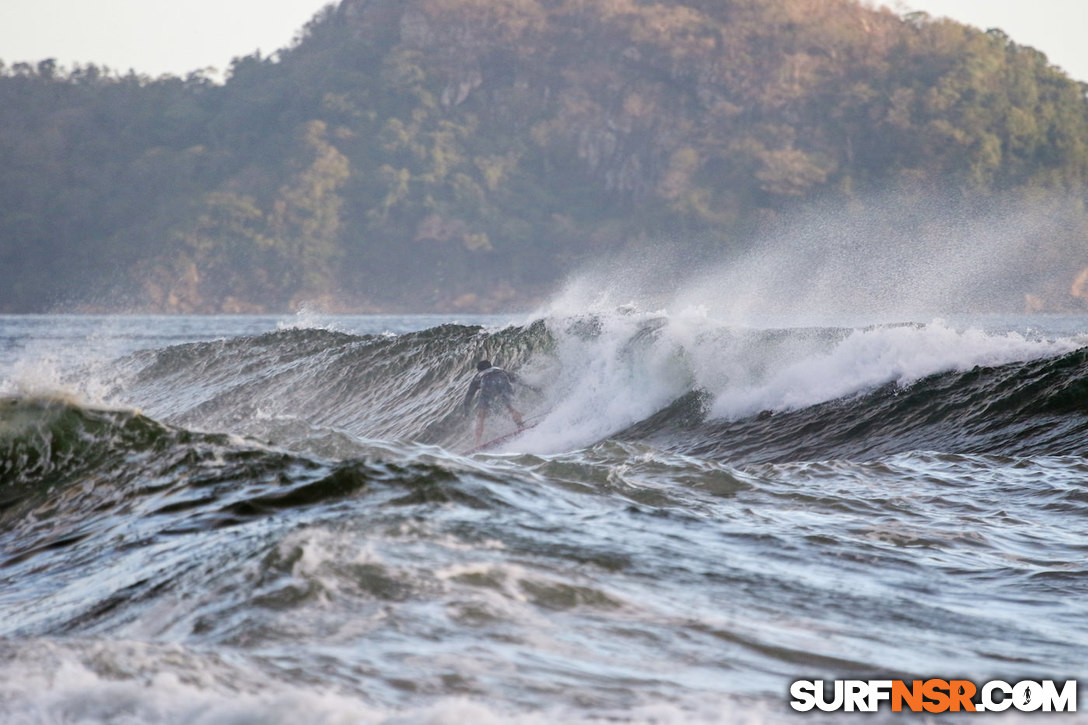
3,0,1088,313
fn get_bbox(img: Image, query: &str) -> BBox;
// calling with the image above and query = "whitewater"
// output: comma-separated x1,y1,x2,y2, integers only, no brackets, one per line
2,305,1088,723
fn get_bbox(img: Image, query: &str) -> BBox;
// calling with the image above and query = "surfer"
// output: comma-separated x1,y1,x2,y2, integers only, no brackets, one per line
463,360,535,446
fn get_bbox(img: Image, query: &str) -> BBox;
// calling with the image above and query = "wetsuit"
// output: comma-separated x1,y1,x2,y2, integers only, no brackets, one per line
464,366,520,412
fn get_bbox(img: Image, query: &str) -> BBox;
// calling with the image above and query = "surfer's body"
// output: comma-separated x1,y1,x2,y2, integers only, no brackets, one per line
463,360,531,446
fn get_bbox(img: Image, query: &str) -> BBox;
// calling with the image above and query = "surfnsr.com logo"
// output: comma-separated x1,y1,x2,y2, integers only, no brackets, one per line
790,679,1078,713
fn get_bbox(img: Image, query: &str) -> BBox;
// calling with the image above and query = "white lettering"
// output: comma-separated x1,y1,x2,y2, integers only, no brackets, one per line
789,680,816,712
867,680,893,711
1040,680,1077,712
981,680,1013,712
845,681,868,712
1014,681,1044,712
793,678,1079,713
815,680,844,712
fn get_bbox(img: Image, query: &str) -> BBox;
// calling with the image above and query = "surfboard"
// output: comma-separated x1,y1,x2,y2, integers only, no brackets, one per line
468,421,540,454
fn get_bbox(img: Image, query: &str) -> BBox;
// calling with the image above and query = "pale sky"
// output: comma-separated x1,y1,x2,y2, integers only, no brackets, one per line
0,0,336,78
0,0,1085,83
892,0,1088,82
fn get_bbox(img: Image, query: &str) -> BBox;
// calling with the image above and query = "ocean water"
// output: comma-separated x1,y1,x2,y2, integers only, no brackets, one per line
2,309,1088,723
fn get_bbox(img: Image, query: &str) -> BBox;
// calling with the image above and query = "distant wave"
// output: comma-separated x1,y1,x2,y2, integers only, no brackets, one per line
619,346,1088,462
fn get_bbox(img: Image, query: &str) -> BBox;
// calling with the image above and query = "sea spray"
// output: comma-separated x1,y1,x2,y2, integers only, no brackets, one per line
707,319,1088,420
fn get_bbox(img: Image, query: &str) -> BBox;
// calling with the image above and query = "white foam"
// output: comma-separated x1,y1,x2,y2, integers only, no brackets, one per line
1,353,71,398
0,318,148,405
0,641,778,725
511,301,1087,452
507,188,1088,450
512,307,698,453
275,305,344,332
709,320,1085,419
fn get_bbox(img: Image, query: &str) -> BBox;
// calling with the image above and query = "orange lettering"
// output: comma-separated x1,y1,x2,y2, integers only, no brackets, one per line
949,680,977,712
922,679,951,713
892,680,924,712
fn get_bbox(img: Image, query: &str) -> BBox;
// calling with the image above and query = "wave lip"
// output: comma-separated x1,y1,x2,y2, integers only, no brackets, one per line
0,396,178,492
508,313,1088,458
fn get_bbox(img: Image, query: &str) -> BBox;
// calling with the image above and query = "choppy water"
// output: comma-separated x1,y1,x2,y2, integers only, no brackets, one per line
2,310,1088,723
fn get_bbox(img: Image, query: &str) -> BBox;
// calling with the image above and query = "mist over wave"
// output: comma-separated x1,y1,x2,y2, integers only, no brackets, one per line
558,191,1088,324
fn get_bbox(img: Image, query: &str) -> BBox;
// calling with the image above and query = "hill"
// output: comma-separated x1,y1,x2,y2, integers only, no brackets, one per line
2,0,1088,313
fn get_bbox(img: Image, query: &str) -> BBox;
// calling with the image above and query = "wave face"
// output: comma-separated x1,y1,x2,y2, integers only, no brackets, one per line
102,321,549,453
2,313,1088,723
83,313,1088,461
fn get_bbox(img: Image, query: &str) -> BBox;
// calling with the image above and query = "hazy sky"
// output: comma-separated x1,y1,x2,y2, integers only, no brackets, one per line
0,0,1085,82
893,0,1088,82
0,0,336,78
